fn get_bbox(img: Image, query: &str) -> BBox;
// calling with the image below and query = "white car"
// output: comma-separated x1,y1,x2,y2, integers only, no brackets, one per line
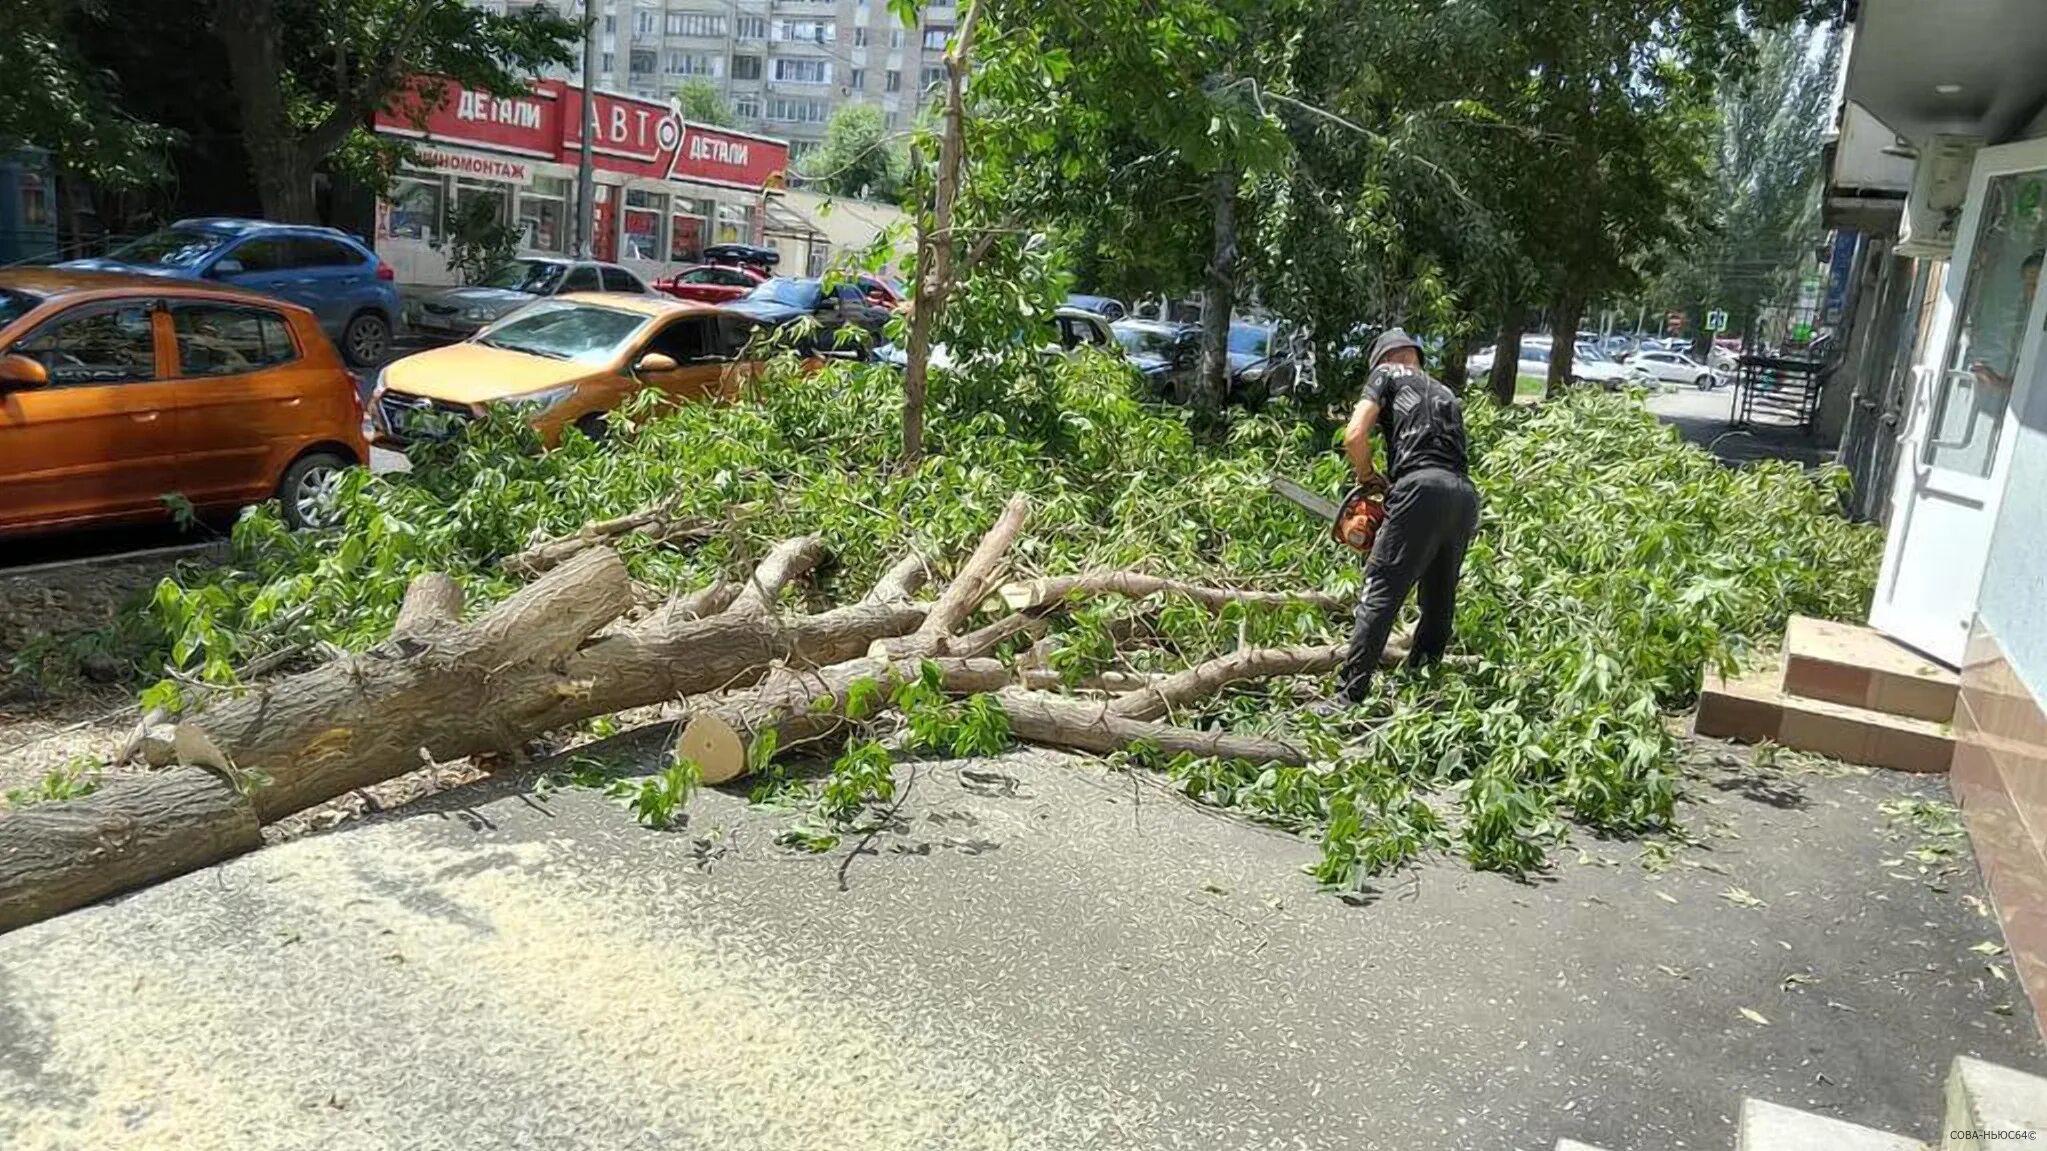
1628,349,1723,390
1468,338,1630,390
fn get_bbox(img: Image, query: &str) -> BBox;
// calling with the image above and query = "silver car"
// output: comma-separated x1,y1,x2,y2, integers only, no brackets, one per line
405,258,652,339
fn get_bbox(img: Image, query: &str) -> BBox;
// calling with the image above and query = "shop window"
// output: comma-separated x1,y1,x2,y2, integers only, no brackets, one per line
520,176,570,254
671,196,714,262
454,178,511,228
715,202,757,245
621,188,665,261
389,177,444,242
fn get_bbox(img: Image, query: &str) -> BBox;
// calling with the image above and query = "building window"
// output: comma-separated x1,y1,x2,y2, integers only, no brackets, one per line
920,65,945,91
884,111,897,129
621,188,666,262
601,51,615,72
630,48,657,74
519,175,570,254
772,18,834,43
387,176,444,242
666,12,726,37
889,28,904,48
672,196,715,262
736,14,766,39
634,7,656,36
731,54,762,80
670,51,718,75
603,13,615,32
853,27,868,46
734,92,761,118
923,26,951,50
765,96,830,124
715,201,757,245
884,69,901,92
773,58,830,84
849,68,865,88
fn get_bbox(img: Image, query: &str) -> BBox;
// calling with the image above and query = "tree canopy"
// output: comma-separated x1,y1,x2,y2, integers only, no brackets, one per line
797,103,908,202
676,77,736,128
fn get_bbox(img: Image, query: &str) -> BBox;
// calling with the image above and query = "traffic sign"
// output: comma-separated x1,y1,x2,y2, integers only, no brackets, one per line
1705,309,1729,332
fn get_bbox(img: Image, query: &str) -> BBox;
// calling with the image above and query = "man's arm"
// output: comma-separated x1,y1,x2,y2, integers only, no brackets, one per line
1344,396,1383,487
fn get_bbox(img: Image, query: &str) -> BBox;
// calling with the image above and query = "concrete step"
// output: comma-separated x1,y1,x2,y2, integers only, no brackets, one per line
1696,665,1954,773
1943,1056,2047,1149
1737,1099,1926,1151
1783,615,1957,723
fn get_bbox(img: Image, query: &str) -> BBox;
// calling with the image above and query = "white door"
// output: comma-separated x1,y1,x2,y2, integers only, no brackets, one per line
1871,139,2047,665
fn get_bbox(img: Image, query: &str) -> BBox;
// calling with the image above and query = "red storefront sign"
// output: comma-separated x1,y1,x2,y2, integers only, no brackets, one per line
374,77,788,192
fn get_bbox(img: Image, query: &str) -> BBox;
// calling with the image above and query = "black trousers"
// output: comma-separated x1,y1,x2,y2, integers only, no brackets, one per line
1338,467,1480,701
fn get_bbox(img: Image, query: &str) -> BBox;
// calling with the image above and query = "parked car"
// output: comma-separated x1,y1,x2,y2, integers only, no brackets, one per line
367,294,760,447
1112,318,1200,399
654,262,767,305
874,306,1116,372
701,243,780,275
1469,337,1628,389
0,269,367,536
410,258,651,340
1066,294,1128,322
61,217,401,368
727,277,893,348
1227,319,1312,400
1629,348,1723,390
856,274,909,310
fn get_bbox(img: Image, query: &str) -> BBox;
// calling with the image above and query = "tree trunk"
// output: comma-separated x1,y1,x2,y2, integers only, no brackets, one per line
1546,289,1584,400
1194,164,1239,413
898,0,983,469
214,0,321,223
0,768,261,934
997,571,1348,615
1489,301,1525,407
1442,338,1470,392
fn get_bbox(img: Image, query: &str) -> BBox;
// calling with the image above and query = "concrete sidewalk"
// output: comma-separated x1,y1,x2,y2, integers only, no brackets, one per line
0,736,2037,1149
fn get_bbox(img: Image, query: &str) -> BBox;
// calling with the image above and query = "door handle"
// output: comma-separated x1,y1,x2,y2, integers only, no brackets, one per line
130,411,160,423
277,396,303,407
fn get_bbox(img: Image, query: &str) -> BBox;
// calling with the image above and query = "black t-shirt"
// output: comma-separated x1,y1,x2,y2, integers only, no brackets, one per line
1364,363,1469,481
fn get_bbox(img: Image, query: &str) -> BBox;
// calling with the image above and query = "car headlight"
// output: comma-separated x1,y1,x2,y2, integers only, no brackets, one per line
491,383,578,415
463,306,494,322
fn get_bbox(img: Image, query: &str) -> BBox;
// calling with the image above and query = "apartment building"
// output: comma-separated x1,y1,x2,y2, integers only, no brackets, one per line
474,0,953,160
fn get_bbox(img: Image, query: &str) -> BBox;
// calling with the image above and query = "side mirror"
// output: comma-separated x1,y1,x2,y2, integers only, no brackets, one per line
635,352,679,375
0,354,49,390
208,257,245,278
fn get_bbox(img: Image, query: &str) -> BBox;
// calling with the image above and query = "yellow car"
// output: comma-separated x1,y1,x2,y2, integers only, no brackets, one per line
368,293,760,446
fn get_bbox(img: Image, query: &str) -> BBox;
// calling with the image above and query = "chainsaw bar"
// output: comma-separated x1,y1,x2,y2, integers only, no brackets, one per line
1268,475,1339,522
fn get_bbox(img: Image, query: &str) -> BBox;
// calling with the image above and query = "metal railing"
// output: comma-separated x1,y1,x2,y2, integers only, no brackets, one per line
1732,353,1827,435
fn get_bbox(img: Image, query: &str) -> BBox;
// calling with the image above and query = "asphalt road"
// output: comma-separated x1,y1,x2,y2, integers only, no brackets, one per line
1,735,2036,1149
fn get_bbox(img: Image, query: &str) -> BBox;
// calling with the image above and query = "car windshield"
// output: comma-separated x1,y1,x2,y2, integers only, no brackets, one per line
107,226,234,269
1228,323,1271,357
474,302,646,362
747,278,822,309
1114,325,1179,355
0,288,38,329
479,260,568,295
1576,344,1611,362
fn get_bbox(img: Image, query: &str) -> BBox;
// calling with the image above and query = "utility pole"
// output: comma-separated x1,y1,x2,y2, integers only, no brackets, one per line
575,0,600,258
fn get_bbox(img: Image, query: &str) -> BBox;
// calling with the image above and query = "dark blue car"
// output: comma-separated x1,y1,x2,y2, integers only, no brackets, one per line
63,218,401,367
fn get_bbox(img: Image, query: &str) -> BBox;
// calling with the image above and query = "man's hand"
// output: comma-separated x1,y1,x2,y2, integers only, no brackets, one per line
1969,361,2011,389
1344,397,1383,488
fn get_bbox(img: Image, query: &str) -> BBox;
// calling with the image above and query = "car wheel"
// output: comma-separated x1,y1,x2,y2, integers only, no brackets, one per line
1694,373,1712,390
277,451,352,531
343,310,392,367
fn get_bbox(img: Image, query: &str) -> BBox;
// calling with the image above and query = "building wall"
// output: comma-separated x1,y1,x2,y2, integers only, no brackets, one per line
480,0,940,157
1976,351,2047,693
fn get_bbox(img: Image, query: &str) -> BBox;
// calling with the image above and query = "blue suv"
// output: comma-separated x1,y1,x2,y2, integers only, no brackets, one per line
63,218,401,367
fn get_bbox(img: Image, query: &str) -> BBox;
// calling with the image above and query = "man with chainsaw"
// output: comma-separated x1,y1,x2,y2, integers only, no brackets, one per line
1327,328,1480,707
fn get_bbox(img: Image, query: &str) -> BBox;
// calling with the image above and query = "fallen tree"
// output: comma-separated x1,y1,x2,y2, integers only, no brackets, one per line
4,490,1372,933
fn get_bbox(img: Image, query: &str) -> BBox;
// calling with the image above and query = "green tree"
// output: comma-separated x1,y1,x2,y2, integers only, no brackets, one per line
1653,23,1844,351
798,102,906,201
676,77,735,128
0,0,172,185
211,0,578,222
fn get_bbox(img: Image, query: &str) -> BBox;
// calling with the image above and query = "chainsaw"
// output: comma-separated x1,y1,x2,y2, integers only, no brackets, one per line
1270,476,1388,557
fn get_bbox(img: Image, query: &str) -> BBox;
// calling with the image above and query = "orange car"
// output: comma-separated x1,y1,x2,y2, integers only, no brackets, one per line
369,293,761,446
0,269,368,538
